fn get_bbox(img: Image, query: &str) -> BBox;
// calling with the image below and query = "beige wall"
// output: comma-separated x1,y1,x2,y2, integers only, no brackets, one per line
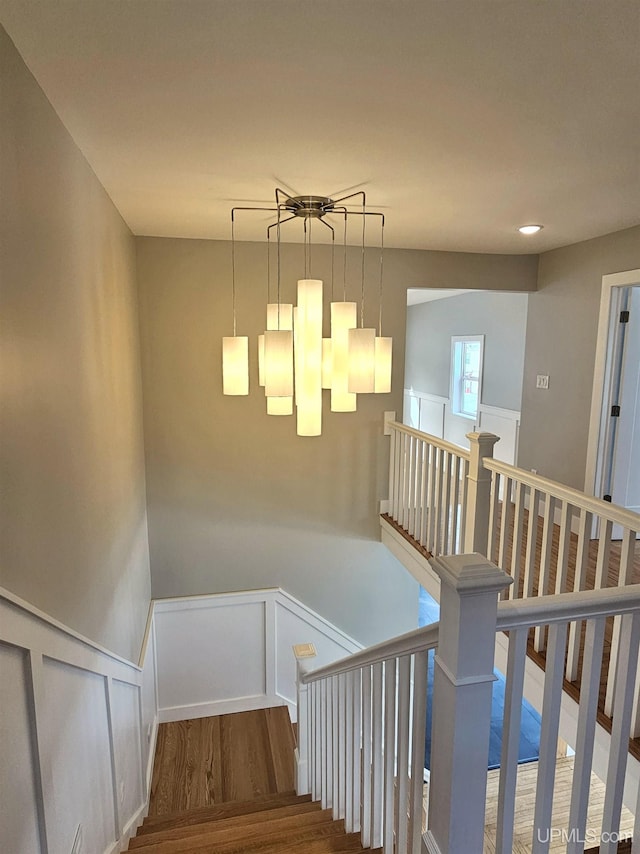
136,236,537,644
0,28,150,661
518,225,640,490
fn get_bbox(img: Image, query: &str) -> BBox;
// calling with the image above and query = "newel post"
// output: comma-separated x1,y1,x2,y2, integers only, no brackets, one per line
464,432,499,556
424,554,512,854
293,644,317,796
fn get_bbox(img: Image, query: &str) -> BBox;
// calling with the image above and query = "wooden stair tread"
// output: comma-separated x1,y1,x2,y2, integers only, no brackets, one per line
129,805,330,850
140,791,310,833
129,817,348,854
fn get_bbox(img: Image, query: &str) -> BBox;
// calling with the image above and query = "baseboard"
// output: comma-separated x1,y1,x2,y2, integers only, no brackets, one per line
145,714,159,799
158,693,286,723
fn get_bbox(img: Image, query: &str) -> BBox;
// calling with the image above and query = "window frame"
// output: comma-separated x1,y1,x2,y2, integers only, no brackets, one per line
450,334,484,420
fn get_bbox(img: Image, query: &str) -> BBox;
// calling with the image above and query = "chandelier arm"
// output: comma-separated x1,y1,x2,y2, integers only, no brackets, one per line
275,187,297,212
331,189,367,208
266,215,297,238
231,206,279,215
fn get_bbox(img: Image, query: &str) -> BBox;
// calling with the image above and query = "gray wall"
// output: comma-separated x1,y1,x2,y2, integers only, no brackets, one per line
0,28,151,661
519,226,640,489
405,291,529,411
136,237,537,645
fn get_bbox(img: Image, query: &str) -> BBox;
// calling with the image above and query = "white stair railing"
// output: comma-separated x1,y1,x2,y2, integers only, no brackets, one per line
295,555,640,854
386,421,499,556
484,458,640,726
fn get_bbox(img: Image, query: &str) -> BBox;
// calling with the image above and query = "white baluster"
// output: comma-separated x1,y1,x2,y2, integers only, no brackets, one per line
434,448,445,554
314,679,322,801
396,655,411,854
487,470,501,562
332,675,340,819
532,621,568,854
361,666,372,848
605,528,636,716
408,436,417,536
595,517,613,590
410,650,428,854
498,475,513,574
554,500,572,595
509,480,526,600
388,427,397,520
325,677,333,809
450,455,463,553
345,670,354,831
566,508,592,681
534,494,556,652
496,627,528,854
567,617,606,854
459,458,470,552
337,672,346,819
402,433,411,530
600,613,640,854
371,661,384,849
393,427,402,521
383,658,397,853
427,443,437,553
523,487,540,598
352,669,362,834
320,679,330,809
418,440,428,547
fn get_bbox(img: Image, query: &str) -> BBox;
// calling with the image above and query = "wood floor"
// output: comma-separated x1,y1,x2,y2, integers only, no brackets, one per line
149,707,296,816
482,755,635,853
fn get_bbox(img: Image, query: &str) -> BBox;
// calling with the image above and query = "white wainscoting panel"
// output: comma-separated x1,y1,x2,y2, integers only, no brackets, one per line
274,593,362,716
0,588,156,854
403,389,446,439
154,594,269,722
477,404,521,466
0,642,42,854
40,658,115,854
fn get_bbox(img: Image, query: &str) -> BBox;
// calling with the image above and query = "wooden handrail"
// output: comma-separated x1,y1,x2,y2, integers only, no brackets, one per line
483,457,640,530
301,622,440,684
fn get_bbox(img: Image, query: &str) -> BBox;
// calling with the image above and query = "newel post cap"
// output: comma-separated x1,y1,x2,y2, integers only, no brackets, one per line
466,431,500,450
429,553,512,595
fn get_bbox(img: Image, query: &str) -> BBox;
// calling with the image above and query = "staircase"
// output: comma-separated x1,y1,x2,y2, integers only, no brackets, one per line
127,790,379,852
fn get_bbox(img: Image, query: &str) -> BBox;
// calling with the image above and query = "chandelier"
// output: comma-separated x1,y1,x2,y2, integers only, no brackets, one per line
222,187,391,436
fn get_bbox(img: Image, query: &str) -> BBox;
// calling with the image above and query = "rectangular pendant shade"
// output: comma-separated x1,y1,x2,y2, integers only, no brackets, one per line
222,336,249,395
374,336,393,393
296,279,323,436
330,301,357,412
267,396,293,415
348,327,376,393
264,329,293,397
267,303,293,331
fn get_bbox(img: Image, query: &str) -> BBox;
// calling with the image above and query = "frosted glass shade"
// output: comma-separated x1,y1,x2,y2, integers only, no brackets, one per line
264,329,293,397
322,339,333,389
267,303,293,331
267,396,293,415
258,334,265,387
348,327,376,393
374,337,393,393
330,301,357,412
222,336,249,395
296,279,323,436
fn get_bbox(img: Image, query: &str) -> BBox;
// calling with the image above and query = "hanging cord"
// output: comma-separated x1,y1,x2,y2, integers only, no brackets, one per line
378,216,385,335
309,216,312,277
360,198,366,327
231,212,237,336
331,227,335,301
277,205,282,329
342,212,348,301
267,230,271,307
303,219,308,278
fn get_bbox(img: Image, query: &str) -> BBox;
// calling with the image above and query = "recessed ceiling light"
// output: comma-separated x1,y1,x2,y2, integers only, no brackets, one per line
518,224,543,235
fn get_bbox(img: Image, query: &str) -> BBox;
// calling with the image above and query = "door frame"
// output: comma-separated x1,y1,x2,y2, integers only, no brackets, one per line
584,268,640,502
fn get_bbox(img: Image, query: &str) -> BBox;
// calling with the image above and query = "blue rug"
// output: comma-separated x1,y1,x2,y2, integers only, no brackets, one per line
419,587,541,770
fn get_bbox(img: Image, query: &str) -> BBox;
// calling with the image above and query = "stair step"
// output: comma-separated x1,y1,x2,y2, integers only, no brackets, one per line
129,817,351,854
129,804,329,850
140,791,310,834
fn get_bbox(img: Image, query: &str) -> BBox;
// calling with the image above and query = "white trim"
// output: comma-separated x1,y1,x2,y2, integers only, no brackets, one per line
379,515,441,603
403,388,449,405
158,694,286,724
477,403,521,421
585,269,640,498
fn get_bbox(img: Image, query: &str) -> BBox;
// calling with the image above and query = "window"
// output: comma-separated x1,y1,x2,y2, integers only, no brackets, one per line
451,335,484,419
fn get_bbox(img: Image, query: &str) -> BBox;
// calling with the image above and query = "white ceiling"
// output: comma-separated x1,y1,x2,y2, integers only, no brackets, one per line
1,0,638,253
